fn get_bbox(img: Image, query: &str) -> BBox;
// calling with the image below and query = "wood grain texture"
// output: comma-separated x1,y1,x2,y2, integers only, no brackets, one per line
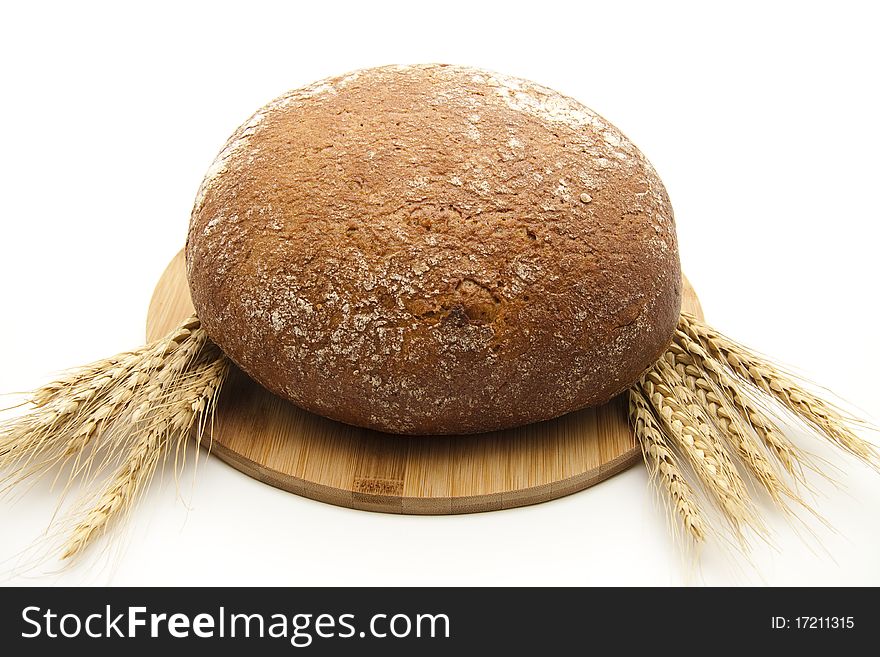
147,250,703,514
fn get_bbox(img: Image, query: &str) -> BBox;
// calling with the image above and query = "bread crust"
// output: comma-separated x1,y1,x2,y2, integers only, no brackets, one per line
186,64,681,434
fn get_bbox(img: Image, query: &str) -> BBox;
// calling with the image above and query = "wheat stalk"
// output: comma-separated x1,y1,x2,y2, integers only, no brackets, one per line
629,387,706,542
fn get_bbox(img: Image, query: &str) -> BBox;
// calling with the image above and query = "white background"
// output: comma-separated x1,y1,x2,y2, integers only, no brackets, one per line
1,1,878,586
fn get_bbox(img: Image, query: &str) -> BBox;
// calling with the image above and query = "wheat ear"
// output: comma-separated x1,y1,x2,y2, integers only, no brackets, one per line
629,387,706,543
638,361,758,537
0,315,230,559
680,313,878,467
662,340,794,504
0,319,201,478
671,329,811,480
62,356,227,560
631,311,876,548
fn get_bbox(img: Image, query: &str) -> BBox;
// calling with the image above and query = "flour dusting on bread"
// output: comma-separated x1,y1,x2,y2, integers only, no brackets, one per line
186,64,681,434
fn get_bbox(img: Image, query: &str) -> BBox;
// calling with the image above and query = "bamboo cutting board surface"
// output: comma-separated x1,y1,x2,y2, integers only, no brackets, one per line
147,250,703,513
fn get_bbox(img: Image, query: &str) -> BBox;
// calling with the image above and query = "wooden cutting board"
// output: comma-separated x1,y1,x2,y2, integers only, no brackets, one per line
148,250,703,513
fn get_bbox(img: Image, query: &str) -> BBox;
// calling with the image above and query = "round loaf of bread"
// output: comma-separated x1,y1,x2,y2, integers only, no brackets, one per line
186,64,681,434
